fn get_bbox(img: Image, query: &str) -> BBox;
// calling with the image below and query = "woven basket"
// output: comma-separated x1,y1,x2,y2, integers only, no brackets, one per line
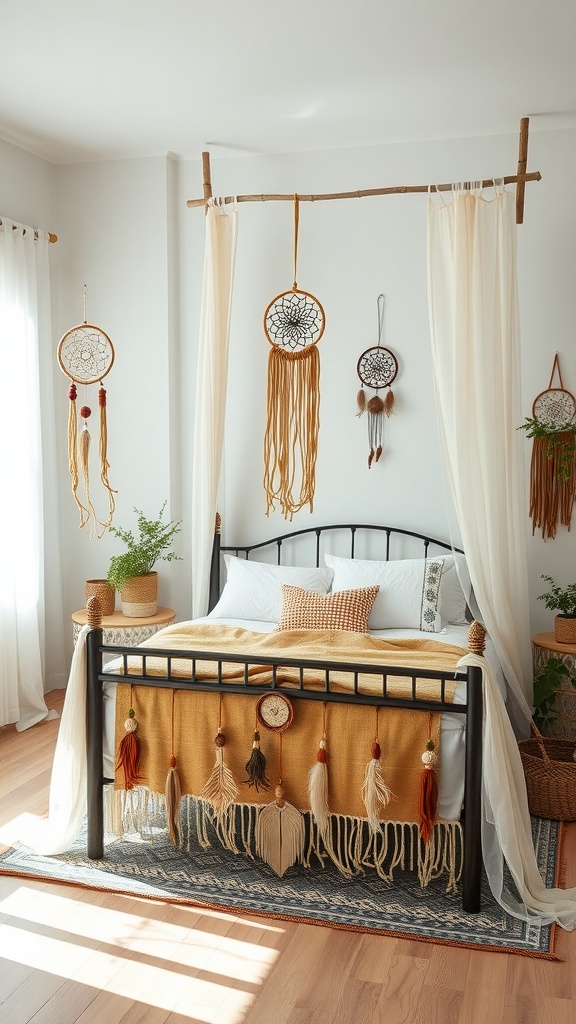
121,572,158,618
85,579,115,616
519,721,576,820
555,615,576,644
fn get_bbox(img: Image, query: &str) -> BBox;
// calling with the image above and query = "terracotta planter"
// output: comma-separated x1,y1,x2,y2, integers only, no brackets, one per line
121,571,158,618
85,579,115,616
554,615,576,645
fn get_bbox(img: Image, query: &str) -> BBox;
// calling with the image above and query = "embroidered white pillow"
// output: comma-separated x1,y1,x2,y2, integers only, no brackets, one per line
324,554,444,632
439,553,471,625
208,555,334,623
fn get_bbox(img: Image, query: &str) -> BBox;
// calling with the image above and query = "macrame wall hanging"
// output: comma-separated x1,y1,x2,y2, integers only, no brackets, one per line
356,294,398,467
519,354,576,539
263,195,325,519
57,287,117,537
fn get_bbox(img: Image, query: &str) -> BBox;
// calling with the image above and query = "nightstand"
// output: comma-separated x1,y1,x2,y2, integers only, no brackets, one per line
532,632,576,739
71,606,176,647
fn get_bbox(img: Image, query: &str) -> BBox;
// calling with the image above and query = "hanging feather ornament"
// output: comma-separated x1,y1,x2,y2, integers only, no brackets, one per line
308,705,330,839
419,714,439,843
57,285,117,537
254,693,304,876
115,691,141,790
165,690,182,845
263,195,325,519
202,696,240,820
356,294,398,468
244,720,271,793
361,710,396,833
519,354,576,540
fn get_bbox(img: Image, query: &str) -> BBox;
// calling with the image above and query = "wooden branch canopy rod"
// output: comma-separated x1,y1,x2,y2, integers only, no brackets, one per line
189,118,539,225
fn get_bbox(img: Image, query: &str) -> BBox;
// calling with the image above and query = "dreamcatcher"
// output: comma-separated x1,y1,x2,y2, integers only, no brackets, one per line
263,195,325,519
356,294,398,467
521,354,576,539
57,287,117,537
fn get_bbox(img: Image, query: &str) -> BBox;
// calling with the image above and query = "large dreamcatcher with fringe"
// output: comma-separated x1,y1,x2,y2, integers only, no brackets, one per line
520,354,576,539
263,195,325,519
356,294,398,467
57,288,117,537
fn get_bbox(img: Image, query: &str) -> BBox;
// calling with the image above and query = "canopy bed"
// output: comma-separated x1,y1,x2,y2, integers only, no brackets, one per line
82,521,487,913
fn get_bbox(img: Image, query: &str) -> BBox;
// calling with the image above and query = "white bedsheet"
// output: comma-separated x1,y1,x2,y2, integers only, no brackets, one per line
102,618,505,821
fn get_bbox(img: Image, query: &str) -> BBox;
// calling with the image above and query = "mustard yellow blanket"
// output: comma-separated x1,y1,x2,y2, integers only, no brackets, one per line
114,624,466,824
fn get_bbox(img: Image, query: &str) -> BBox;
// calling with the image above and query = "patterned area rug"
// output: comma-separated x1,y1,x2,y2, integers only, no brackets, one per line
0,812,561,958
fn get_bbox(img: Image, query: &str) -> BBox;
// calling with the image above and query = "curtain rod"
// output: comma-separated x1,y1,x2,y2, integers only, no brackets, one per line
188,118,538,225
0,219,58,243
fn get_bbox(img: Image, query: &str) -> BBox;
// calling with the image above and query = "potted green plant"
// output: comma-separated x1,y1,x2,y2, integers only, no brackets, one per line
107,502,182,617
538,575,576,644
532,656,572,732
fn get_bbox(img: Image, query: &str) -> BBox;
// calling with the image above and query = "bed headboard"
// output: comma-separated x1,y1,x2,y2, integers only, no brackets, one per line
208,519,463,612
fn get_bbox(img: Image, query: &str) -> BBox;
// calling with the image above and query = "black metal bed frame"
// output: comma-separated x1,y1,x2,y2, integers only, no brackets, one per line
85,522,483,913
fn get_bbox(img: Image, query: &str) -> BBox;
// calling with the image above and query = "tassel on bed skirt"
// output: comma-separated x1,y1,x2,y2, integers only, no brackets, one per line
104,788,462,892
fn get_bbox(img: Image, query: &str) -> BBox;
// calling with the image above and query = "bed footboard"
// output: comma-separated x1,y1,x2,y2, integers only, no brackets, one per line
84,622,484,913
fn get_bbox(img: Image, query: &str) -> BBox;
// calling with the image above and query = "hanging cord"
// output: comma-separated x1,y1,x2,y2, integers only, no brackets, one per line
548,353,564,391
376,293,385,349
292,194,299,290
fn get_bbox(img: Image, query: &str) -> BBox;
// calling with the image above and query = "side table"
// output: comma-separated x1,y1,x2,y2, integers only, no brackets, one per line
532,632,576,739
71,606,176,647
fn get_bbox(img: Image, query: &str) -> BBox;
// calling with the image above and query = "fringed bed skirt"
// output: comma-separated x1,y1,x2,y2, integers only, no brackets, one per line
104,785,463,893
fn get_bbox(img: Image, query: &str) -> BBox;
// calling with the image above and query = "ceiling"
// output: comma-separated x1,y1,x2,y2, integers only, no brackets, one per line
1,0,575,166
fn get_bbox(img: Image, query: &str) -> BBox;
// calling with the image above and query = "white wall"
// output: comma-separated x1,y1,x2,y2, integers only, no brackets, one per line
179,127,576,635
2,125,576,678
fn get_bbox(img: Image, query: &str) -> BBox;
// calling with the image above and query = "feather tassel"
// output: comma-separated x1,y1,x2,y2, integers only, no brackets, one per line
419,740,439,843
356,387,366,416
256,785,305,877
244,729,270,792
384,388,395,416
308,737,330,837
361,741,395,834
115,708,141,790
165,755,182,845
202,727,239,819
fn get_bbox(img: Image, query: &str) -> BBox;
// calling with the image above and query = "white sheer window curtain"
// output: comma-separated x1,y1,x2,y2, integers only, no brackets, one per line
0,219,63,731
191,200,238,618
427,185,533,734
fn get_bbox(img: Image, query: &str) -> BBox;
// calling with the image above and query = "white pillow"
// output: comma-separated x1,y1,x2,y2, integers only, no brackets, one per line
324,554,445,632
439,553,471,625
208,555,334,623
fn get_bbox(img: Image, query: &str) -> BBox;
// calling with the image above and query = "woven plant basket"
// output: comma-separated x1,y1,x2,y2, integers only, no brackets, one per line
85,579,115,616
519,721,576,820
121,572,158,618
555,615,576,644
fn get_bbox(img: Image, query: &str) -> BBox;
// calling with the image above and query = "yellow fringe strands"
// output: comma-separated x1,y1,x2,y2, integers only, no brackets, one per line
57,293,117,537
263,344,321,519
263,195,325,519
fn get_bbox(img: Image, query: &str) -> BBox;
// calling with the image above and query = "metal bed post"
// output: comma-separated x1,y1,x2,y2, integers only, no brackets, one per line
86,601,104,859
462,662,483,912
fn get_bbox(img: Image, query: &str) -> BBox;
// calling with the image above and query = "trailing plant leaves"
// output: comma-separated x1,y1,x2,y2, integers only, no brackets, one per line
533,656,572,732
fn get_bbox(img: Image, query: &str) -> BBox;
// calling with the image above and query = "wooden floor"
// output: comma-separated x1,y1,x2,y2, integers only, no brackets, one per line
1,691,575,1024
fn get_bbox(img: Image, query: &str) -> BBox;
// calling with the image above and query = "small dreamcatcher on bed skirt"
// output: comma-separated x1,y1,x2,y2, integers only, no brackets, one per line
263,195,325,519
57,287,117,537
356,294,398,467
519,354,576,539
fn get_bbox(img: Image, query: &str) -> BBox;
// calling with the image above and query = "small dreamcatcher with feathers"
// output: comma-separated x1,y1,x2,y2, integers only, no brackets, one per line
356,294,398,467
57,287,117,537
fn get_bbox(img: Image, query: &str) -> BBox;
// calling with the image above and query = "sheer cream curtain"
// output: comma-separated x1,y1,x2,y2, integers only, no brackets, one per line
424,185,576,928
191,200,238,618
0,219,62,731
427,184,533,732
